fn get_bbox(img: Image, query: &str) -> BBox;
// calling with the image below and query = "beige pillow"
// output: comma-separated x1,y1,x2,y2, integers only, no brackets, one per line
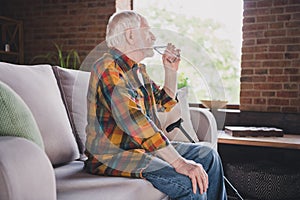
157,87,199,142
52,66,90,155
0,62,79,165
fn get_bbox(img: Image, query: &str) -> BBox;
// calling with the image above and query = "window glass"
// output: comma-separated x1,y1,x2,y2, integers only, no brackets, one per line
134,0,243,104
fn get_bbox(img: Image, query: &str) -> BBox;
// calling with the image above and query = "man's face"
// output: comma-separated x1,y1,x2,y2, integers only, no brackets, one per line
133,18,156,59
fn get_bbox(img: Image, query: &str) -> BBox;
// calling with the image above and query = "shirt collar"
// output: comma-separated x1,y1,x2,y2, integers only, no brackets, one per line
110,48,137,72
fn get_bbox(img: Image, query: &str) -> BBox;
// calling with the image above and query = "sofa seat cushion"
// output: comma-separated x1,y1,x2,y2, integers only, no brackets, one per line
0,62,79,165
0,81,44,149
55,161,167,200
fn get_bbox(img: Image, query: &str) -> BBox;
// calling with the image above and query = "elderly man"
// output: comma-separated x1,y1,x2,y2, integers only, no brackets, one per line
84,10,227,200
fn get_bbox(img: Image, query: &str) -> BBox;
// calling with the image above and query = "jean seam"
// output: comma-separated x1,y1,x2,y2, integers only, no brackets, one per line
145,172,196,199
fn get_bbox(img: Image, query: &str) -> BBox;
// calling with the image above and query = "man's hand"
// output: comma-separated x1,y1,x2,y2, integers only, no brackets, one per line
172,158,209,194
162,43,181,71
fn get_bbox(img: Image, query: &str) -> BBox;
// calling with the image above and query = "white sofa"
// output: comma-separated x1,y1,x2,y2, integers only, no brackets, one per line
0,62,217,200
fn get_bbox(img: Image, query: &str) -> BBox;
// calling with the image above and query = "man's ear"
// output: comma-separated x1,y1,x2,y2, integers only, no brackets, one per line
125,29,134,45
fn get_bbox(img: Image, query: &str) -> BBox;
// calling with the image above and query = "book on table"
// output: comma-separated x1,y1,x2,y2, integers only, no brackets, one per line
224,126,284,137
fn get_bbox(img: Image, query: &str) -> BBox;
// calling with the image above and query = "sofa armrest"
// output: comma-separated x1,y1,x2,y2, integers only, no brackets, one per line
0,136,56,200
189,108,218,150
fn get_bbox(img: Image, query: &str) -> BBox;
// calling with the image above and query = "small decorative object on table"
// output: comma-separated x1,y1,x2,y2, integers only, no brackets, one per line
201,100,228,109
225,126,284,137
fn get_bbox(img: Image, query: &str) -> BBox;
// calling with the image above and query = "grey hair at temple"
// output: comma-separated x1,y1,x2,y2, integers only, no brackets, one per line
106,10,145,48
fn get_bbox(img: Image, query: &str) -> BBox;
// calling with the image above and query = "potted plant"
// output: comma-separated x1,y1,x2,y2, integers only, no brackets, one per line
31,43,81,69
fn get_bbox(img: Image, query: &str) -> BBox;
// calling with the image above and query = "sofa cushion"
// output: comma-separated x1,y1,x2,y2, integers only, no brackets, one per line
157,87,199,142
55,161,167,200
0,62,79,165
52,66,90,156
0,81,44,149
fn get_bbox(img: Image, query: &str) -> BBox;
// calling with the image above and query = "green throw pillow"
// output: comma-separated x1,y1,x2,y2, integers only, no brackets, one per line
0,81,44,149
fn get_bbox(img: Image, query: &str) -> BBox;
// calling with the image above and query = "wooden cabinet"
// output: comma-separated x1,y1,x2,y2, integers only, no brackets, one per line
0,16,24,64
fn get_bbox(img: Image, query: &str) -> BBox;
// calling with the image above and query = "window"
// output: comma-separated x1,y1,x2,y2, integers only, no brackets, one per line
133,0,243,104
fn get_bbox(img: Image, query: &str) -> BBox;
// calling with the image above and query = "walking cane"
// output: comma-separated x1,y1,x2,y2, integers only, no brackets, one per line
166,118,244,200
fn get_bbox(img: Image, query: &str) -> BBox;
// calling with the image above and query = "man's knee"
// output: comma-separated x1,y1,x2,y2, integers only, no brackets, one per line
197,145,219,160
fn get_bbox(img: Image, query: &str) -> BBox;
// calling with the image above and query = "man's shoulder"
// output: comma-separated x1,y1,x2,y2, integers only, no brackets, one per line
91,53,118,74
94,53,115,68
90,53,125,81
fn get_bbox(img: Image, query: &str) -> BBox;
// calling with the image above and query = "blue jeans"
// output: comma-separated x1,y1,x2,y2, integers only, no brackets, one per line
142,142,227,200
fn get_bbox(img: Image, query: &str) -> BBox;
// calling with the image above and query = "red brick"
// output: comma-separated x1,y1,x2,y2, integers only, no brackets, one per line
255,53,284,60
264,30,286,37
263,61,291,67
290,98,300,106
257,38,270,45
268,98,289,105
240,90,261,97
241,105,268,112
240,76,253,82
255,69,268,74
243,31,265,39
284,83,298,89
291,59,300,67
244,1,257,8
282,107,298,113
257,0,273,7
287,45,300,51
262,91,276,96
243,23,269,31
242,54,255,60
277,14,292,21
257,15,276,22
240,98,253,104
271,7,285,14
288,0,300,4
292,13,300,20
274,0,289,6
244,8,270,16
286,5,300,12
269,45,285,52
241,68,254,74
277,91,298,97
267,76,289,82
271,37,300,44
286,21,300,28
290,75,300,81
243,17,256,23
254,83,282,90
254,98,266,104
243,39,256,46
241,83,254,90
269,22,284,29
284,68,299,74
256,46,269,52
241,61,262,68
266,106,281,112
253,76,267,82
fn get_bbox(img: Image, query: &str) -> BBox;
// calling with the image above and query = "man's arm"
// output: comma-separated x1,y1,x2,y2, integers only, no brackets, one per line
158,44,209,195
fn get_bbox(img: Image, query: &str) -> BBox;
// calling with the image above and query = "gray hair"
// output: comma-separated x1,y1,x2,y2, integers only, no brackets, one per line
106,11,144,48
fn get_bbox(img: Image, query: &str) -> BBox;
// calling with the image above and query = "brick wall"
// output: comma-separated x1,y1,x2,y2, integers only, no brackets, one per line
241,0,300,113
0,0,116,65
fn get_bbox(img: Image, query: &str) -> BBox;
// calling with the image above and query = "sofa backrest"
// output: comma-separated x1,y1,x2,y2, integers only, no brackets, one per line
0,62,80,165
